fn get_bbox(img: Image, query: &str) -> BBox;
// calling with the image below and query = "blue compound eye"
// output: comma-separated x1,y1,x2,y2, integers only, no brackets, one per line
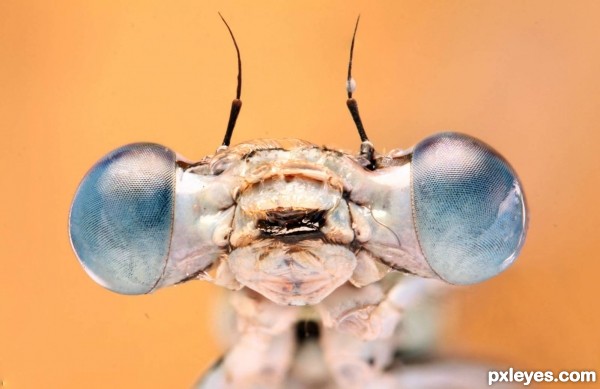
411,133,527,284
69,143,176,294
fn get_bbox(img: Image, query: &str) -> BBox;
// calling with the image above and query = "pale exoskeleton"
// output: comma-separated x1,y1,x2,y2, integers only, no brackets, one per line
69,16,527,389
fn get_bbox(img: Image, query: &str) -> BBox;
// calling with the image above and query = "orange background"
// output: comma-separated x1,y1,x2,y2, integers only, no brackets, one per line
1,1,599,388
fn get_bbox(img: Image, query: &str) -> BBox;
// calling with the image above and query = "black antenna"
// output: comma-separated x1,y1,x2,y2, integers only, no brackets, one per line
219,13,242,148
346,16,375,169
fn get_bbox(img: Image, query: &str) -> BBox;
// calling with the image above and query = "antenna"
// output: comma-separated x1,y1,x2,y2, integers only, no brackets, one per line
218,13,242,148
346,16,375,169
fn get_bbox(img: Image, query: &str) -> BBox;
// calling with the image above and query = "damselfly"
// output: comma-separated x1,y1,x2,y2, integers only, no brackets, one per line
69,16,527,388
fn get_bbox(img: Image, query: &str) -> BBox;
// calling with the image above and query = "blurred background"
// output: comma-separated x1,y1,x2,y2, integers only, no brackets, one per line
1,1,599,388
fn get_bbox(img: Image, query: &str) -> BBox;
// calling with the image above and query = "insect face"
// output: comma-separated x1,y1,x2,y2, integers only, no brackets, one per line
67,16,529,388
69,134,527,304
69,16,527,305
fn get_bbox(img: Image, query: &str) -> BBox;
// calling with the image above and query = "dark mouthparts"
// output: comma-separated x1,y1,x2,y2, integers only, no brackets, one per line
257,209,326,237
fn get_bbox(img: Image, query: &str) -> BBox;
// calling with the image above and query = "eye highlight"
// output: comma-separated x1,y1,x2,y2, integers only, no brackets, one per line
69,143,177,294
411,132,527,284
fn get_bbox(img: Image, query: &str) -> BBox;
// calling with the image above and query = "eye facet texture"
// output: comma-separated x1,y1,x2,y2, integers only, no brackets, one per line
69,143,176,294
411,133,527,284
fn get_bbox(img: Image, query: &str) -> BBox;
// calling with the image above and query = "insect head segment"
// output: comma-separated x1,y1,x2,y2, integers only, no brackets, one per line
69,134,528,306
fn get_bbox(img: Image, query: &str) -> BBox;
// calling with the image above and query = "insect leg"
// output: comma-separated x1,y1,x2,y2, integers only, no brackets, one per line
317,277,446,387
198,289,299,389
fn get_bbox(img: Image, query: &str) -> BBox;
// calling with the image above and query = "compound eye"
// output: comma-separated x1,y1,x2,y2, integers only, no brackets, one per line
69,143,176,294
411,133,527,284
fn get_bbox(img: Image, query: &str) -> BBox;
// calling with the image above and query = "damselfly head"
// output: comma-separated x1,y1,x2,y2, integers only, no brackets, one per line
69,16,527,304
69,134,527,303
